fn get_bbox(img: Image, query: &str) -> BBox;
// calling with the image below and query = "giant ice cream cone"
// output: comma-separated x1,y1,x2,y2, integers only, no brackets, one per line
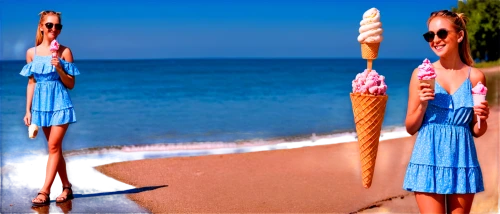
352,7,387,188
350,92,387,188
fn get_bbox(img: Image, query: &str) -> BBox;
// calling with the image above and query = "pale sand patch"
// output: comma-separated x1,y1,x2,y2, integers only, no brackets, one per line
479,65,500,74
96,107,498,213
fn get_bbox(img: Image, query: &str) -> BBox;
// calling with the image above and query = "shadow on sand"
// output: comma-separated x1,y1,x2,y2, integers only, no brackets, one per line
3,185,168,213
72,185,168,199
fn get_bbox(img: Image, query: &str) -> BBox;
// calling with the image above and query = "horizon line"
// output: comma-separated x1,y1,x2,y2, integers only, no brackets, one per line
0,57,428,62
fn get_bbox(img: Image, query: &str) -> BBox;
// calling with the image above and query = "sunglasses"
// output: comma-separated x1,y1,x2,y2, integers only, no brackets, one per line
45,22,63,30
423,29,451,42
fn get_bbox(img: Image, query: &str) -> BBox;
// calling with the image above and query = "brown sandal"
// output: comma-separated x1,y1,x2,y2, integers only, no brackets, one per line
56,186,74,203
32,191,50,207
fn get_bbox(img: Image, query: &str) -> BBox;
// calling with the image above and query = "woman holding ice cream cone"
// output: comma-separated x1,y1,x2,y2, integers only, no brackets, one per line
403,10,490,213
20,10,80,207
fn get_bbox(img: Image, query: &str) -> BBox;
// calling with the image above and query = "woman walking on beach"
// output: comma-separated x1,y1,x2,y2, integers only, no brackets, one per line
403,10,489,213
21,10,80,207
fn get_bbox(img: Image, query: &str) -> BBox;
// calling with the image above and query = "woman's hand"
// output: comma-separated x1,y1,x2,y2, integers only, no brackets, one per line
419,82,435,103
24,112,31,126
51,57,63,71
474,100,490,120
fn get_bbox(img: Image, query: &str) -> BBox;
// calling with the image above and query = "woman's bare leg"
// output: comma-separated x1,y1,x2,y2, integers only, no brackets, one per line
447,193,474,214
415,192,446,213
32,124,70,203
56,154,71,201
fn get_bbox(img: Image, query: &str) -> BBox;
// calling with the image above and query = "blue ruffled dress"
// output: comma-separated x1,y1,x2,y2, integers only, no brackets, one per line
20,48,80,127
403,67,484,194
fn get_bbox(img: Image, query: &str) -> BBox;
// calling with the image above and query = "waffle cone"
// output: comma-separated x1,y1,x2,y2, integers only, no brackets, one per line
350,93,388,188
360,43,380,59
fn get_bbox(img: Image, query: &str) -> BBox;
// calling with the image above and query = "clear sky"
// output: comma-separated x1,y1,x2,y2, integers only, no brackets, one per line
1,0,459,60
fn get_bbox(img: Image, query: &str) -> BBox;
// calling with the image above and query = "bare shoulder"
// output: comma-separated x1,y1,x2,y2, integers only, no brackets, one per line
26,47,35,63
469,66,486,86
26,47,35,55
60,45,74,62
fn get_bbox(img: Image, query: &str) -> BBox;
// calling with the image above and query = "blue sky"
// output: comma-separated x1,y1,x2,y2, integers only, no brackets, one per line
1,0,459,60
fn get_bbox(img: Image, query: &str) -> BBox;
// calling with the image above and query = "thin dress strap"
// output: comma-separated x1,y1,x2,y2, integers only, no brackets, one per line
34,46,36,55
468,66,472,78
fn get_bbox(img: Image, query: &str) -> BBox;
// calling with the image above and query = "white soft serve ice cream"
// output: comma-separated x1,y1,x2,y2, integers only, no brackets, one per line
357,8,383,43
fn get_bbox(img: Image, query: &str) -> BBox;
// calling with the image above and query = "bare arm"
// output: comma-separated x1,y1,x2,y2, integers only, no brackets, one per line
24,48,36,126
405,68,435,135
53,46,76,89
469,67,488,137
26,77,36,113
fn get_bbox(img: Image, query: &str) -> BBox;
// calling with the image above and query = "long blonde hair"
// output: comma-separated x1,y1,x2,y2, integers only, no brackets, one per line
427,10,474,66
35,11,62,46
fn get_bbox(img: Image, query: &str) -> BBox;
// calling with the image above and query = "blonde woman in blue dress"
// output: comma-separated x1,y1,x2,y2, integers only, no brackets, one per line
21,11,80,207
403,10,490,213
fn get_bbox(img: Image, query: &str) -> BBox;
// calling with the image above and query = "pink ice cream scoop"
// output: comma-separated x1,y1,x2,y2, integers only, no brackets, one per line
371,75,387,95
417,58,436,80
352,69,387,96
472,81,487,95
50,40,59,72
471,81,487,128
50,40,59,57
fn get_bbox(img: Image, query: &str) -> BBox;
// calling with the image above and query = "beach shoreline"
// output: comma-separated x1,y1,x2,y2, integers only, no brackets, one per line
95,106,499,213
88,66,500,213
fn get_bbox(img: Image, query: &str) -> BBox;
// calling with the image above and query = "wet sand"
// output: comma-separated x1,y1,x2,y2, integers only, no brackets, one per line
95,107,498,213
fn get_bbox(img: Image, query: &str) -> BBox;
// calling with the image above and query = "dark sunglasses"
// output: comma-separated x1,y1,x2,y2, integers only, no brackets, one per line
423,29,450,42
45,22,63,30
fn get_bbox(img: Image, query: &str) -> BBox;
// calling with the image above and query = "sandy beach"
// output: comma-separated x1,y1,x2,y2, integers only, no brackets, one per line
96,104,498,213
95,66,499,213
480,65,500,74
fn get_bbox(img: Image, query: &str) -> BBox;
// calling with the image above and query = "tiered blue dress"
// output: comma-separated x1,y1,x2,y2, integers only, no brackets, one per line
403,67,484,194
20,48,80,127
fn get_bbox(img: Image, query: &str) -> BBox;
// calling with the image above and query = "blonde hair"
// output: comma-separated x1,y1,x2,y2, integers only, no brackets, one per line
427,10,474,66
35,11,62,46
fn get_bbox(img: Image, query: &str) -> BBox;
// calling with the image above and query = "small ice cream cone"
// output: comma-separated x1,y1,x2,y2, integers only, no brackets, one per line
472,94,486,128
471,81,487,129
50,40,59,72
361,43,380,60
29,124,39,139
417,59,436,91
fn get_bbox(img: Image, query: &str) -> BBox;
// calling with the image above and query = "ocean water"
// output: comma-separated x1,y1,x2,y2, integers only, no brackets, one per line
1,58,418,161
